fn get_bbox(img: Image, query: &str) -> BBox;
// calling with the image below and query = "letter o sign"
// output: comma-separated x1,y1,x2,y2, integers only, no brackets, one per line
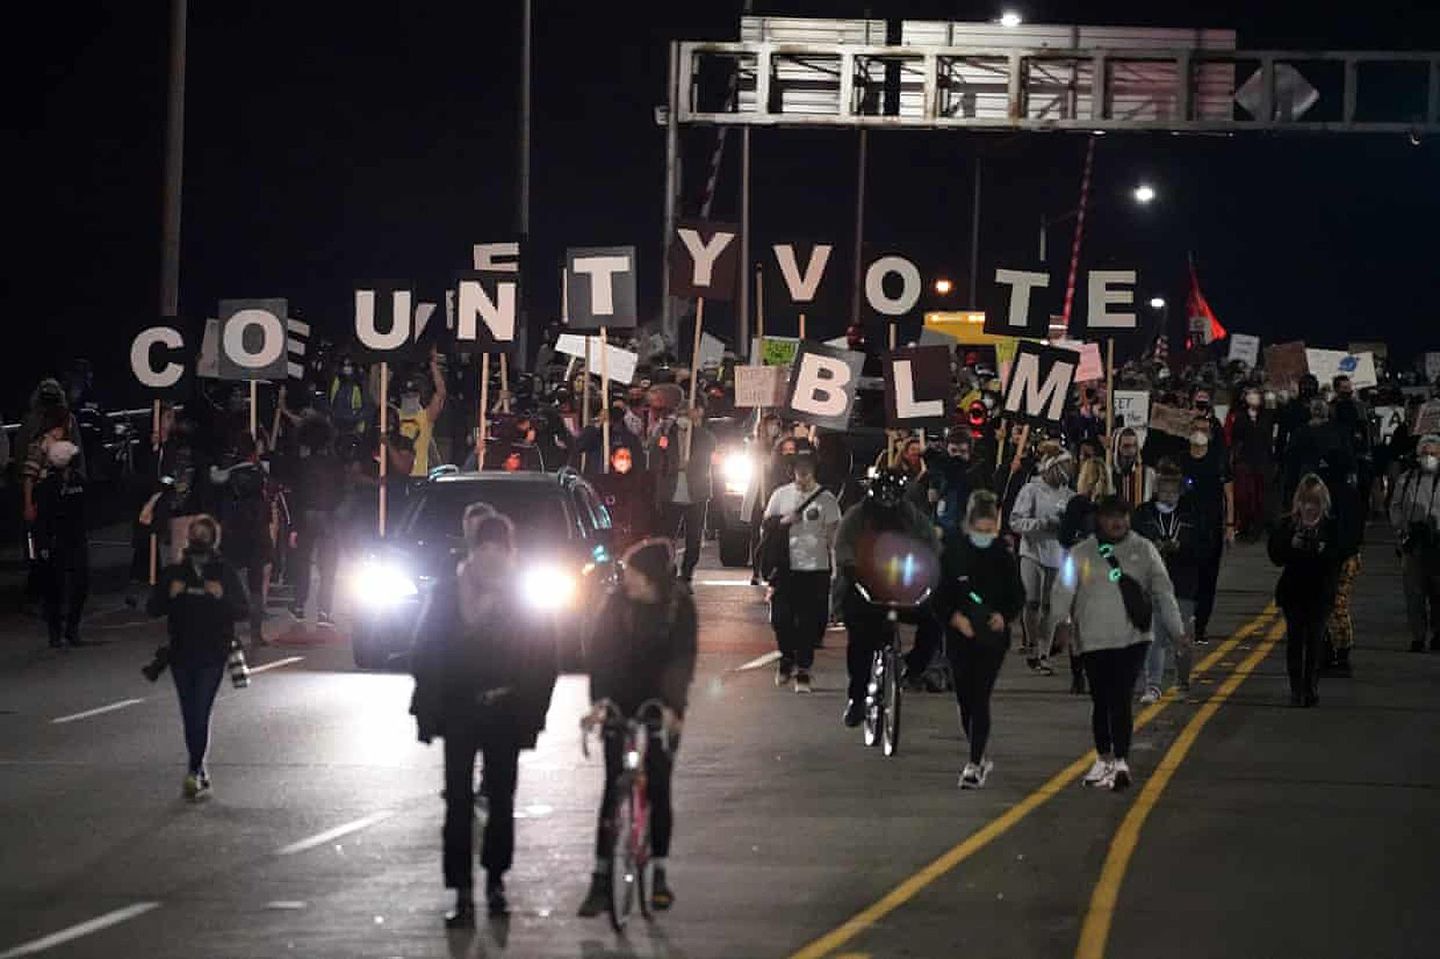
864,255,922,317
223,309,285,369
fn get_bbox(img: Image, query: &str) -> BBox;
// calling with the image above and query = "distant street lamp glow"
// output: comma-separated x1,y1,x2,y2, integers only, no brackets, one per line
934,278,954,295
1149,297,1166,309
999,11,1023,27
1133,184,1157,204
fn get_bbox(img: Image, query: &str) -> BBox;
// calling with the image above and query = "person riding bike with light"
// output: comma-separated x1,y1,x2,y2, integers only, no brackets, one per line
833,470,940,728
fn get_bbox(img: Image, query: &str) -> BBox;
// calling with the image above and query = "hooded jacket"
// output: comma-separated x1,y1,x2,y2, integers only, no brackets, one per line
587,587,697,718
147,551,251,666
1049,532,1185,653
1132,497,1203,599
1009,477,1073,568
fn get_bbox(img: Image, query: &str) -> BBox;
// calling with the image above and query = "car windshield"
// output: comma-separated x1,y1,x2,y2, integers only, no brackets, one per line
400,481,574,544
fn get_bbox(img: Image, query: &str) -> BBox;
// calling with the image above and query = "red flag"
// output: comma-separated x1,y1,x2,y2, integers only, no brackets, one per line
1187,258,1227,344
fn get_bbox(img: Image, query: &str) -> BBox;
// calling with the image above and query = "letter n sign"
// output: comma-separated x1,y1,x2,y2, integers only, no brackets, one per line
783,342,865,431
1001,341,1077,426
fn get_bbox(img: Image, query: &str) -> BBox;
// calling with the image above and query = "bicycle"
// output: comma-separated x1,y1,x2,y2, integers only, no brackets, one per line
854,583,907,757
581,697,673,932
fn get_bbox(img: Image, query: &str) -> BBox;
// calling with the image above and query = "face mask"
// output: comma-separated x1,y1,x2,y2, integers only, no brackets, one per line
401,394,421,414
1190,432,1210,447
982,395,996,410
341,365,355,378
1423,455,1439,474
1155,499,1177,514
968,531,997,549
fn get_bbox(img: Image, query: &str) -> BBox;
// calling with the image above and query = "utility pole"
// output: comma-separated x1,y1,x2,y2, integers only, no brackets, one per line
849,129,868,327
159,0,187,319
516,0,532,367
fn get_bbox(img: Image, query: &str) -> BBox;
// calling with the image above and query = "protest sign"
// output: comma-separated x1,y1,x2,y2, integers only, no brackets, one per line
217,299,288,381
1263,341,1307,392
1373,406,1405,442
1053,339,1104,382
759,337,800,368
1148,403,1201,439
670,219,739,301
1000,342,1077,426
734,365,787,408
1111,389,1151,430
555,334,639,385
566,246,638,330
1416,401,1440,436
883,347,952,428
1305,349,1377,390
130,323,188,395
784,342,865,430
1228,333,1261,369
1424,352,1440,384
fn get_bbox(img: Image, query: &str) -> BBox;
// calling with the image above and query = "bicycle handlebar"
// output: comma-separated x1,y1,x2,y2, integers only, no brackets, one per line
580,698,673,759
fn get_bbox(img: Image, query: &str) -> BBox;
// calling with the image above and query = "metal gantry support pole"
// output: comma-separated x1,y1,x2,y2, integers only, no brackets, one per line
739,125,751,358
969,155,982,303
662,42,681,348
849,128,868,327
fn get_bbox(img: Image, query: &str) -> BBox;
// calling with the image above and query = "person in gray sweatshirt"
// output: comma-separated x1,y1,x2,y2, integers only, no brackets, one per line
1008,449,1075,674
1051,496,1186,792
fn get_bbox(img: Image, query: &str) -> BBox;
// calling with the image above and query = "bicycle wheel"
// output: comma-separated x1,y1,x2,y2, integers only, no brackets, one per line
634,777,654,920
608,785,639,932
863,647,884,748
882,642,902,757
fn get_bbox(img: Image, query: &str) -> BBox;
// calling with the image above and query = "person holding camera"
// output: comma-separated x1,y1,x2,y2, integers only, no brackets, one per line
146,515,250,801
1268,475,1344,707
1389,435,1440,653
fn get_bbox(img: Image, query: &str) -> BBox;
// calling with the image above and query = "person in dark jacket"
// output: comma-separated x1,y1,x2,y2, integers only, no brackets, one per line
410,507,559,925
579,539,697,917
1229,384,1275,537
209,433,273,648
645,387,716,583
288,412,344,627
934,490,1024,789
147,515,249,801
1268,474,1344,707
1133,462,1201,702
25,411,90,648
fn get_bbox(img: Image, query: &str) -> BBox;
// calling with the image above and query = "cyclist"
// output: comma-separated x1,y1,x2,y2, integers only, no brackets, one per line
579,539,697,916
833,470,939,728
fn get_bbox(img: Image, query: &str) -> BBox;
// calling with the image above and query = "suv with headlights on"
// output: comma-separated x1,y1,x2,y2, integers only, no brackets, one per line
346,468,617,670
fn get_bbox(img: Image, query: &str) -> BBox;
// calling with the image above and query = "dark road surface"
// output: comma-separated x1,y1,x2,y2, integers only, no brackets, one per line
2,529,1437,958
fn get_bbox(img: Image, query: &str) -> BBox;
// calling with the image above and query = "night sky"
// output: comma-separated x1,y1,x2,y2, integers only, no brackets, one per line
9,1,1439,413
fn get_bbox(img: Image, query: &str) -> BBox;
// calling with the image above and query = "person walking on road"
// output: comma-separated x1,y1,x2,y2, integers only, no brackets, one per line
410,507,558,924
579,539,696,917
210,433,274,648
1229,383,1275,538
1389,435,1440,653
1181,420,1235,645
1268,475,1344,707
1052,496,1186,792
288,412,344,628
935,491,1024,789
24,408,90,648
646,386,715,584
1010,448,1075,675
147,515,250,801
1132,463,1199,703
762,449,841,693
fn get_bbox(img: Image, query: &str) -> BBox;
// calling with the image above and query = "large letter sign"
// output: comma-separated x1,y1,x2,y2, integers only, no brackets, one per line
354,285,414,355
566,246,638,330
453,241,522,351
983,268,1054,336
218,299,288,381
130,325,186,392
1001,341,1078,425
670,219,739,300
865,255,922,317
884,346,952,427
773,243,833,303
1083,270,1138,332
783,342,865,431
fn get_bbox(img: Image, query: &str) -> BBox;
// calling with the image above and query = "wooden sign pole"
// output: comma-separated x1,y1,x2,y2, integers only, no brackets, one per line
600,327,611,473
249,379,259,438
478,353,491,469
378,361,389,536
798,312,807,342
685,298,706,463
500,353,511,413
1105,338,1116,470
148,400,161,585
753,262,765,363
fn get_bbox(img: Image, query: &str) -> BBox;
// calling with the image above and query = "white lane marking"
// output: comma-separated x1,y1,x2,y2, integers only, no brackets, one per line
50,699,146,725
734,650,783,672
249,656,305,675
0,901,160,958
275,811,394,856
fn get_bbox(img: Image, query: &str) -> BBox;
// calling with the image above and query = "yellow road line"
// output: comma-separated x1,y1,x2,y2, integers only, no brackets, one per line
787,609,1276,959
1073,616,1287,959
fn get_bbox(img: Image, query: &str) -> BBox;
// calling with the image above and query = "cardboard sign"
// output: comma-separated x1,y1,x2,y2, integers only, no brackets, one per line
1415,401,1440,436
1053,339,1105,383
783,342,866,430
452,272,517,352
286,317,309,380
999,341,1077,426
566,246,638,330
554,334,639,385
1305,349,1377,390
1112,389,1151,430
1148,402,1200,439
1348,341,1387,361
670,219,740,301
699,332,726,370
353,284,419,358
883,346,952,428
1424,352,1440,384
130,323,187,395
864,254,923,318
1263,341,1308,392
759,336,800,368
982,265,1056,337
1373,406,1405,442
1228,333,1261,369
734,365,787,408
217,299,288,381
771,242,833,304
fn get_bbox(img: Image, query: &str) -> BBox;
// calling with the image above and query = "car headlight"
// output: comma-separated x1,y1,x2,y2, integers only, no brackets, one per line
722,451,754,495
351,561,419,608
522,563,579,611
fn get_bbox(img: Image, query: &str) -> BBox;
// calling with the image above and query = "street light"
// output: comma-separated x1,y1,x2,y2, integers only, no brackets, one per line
1149,297,1166,309
1133,184,1157,204
999,11,1023,27
934,278,954,295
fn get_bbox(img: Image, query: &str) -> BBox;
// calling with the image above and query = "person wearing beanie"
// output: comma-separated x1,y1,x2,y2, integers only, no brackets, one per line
580,538,697,917
1009,448,1075,674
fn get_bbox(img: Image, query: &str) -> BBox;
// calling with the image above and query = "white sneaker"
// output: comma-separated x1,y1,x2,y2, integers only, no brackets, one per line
1139,686,1160,705
959,762,980,789
1110,759,1132,792
793,672,813,694
1083,758,1114,787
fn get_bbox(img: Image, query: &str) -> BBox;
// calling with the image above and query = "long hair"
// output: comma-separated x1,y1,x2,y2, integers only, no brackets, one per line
1076,457,1113,499
1290,473,1331,522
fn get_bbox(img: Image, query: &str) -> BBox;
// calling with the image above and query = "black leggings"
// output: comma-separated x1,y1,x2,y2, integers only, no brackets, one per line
1283,608,1328,698
947,634,1007,764
596,730,678,861
1082,644,1149,760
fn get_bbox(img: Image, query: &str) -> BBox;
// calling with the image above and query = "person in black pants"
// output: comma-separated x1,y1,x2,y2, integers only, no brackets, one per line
288,413,343,627
646,388,715,583
147,515,250,801
762,451,841,692
579,539,697,917
24,412,90,648
935,490,1024,789
410,507,558,925
1268,474,1344,707
1180,424,1234,644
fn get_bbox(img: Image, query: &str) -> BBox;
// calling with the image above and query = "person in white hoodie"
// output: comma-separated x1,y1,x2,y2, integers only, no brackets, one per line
1051,496,1186,792
1008,449,1075,674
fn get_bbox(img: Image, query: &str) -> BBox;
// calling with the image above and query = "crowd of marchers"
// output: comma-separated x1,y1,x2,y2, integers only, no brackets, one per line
12,323,1440,923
